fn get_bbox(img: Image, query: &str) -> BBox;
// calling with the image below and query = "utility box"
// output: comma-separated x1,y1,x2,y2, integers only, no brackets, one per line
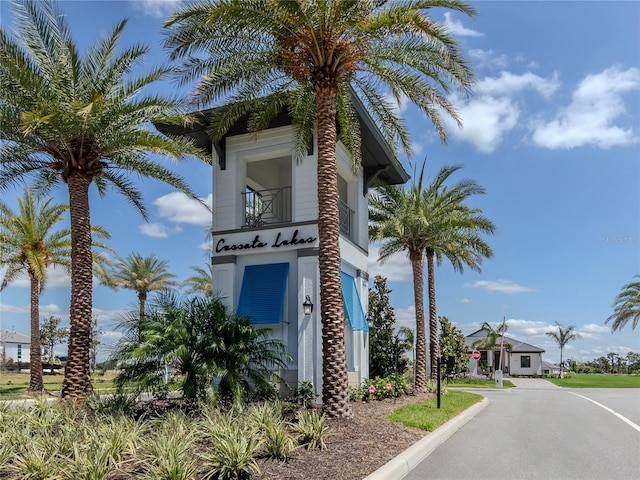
495,369,503,388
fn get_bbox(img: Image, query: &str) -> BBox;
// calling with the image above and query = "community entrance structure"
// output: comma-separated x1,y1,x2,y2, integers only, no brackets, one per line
158,98,409,395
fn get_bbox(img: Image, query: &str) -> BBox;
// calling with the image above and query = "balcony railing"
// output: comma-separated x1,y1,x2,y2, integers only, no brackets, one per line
243,186,292,227
338,197,355,240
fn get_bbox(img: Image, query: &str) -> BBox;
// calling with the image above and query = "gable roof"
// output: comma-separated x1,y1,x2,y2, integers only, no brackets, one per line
0,329,30,345
465,329,545,353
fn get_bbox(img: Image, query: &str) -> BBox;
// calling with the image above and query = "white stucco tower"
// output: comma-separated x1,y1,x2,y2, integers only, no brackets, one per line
158,97,408,394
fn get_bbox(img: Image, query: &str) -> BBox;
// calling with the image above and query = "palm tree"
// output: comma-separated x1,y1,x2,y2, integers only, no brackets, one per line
106,252,179,321
606,276,640,332
0,190,71,392
164,0,476,418
0,190,111,391
370,164,495,388
471,321,512,377
0,0,207,400
545,322,582,378
183,264,214,297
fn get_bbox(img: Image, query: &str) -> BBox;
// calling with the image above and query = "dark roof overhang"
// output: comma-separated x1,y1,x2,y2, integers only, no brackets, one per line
154,95,409,192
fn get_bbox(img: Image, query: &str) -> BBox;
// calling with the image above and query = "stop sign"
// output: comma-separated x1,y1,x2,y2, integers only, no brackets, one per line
472,350,481,361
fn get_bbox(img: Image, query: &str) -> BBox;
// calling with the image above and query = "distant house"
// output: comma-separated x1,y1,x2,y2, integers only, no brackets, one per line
465,330,545,376
541,360,561,375
0,328,30,364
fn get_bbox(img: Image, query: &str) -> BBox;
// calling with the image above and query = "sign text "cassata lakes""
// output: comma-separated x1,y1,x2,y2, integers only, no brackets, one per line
215,229,317,253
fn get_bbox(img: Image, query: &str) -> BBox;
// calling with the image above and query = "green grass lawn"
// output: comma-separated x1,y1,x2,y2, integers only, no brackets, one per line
386,390,483,432
546,374,640,388
0,371,117,398
448,377,515,389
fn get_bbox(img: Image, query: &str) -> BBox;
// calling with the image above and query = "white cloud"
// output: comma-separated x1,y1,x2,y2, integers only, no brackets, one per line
129,0,183,18
476,71,560,100
0,303,29,313
464,279,536,294
367,245,412,282
139,222,170,238
443,12,483,37
153,192,213,226
393,306,418,331
506,318,553,337
468,49,509,70
445,71,560,153
0,266,70,289
449,94,520,153
461,298,471,303
531,66,640,149
100,330,124,340
581,323,611,334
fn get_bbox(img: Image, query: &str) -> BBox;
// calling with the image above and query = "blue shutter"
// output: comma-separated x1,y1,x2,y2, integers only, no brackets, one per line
341,271,368,331
237,263,289,324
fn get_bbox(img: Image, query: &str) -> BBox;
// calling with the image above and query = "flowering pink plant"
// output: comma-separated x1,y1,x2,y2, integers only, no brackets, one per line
368,385,376,393
385,383,392,390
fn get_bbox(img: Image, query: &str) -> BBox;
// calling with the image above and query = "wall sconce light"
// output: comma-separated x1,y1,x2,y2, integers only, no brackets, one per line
367,313,374,329
302,295,313,315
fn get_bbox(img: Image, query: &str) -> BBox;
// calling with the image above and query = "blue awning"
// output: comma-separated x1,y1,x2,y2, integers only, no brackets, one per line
341,271,368,331
237,262,289,324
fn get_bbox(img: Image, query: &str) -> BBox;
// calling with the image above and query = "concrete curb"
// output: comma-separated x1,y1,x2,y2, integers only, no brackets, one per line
364,396,489,480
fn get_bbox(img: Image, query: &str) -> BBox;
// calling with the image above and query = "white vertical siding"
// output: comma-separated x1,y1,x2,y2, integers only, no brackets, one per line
293,155,318,222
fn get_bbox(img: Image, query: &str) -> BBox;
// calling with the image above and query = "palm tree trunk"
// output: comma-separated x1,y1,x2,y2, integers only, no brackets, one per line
409,249,427,393
27,271,44,392
138,291,146,342
61,174,94,401
426,249,439,379
315,86,352,418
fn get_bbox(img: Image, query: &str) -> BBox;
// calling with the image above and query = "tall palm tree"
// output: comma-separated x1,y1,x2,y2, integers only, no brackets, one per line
546,322,581,378
0,190,111,391
183,264,214,297
606,276,640,332
0,0,207,400
106,252,179,321
164,0,476,418
370,164,495,388
0,190,71,392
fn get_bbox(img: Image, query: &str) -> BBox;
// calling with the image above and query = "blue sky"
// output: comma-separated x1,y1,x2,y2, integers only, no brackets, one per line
0,0,638,365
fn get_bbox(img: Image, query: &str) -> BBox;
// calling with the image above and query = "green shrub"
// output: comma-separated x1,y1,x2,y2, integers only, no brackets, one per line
287,381,316,408
349,374,409,402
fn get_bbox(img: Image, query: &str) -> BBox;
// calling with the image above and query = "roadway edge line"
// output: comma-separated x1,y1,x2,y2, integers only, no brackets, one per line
569,392,640,433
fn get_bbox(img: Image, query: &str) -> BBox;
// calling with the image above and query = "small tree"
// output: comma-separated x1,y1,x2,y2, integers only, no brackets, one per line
368,276,410,378
439,316,468,375
40,316,69,370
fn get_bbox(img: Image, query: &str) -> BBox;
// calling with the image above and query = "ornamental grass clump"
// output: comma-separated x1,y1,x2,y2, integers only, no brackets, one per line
292,410,328,451
199,419,261,480
139,413,198,480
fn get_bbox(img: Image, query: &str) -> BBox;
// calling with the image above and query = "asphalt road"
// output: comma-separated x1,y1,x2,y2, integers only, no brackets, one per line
404,383,640,480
